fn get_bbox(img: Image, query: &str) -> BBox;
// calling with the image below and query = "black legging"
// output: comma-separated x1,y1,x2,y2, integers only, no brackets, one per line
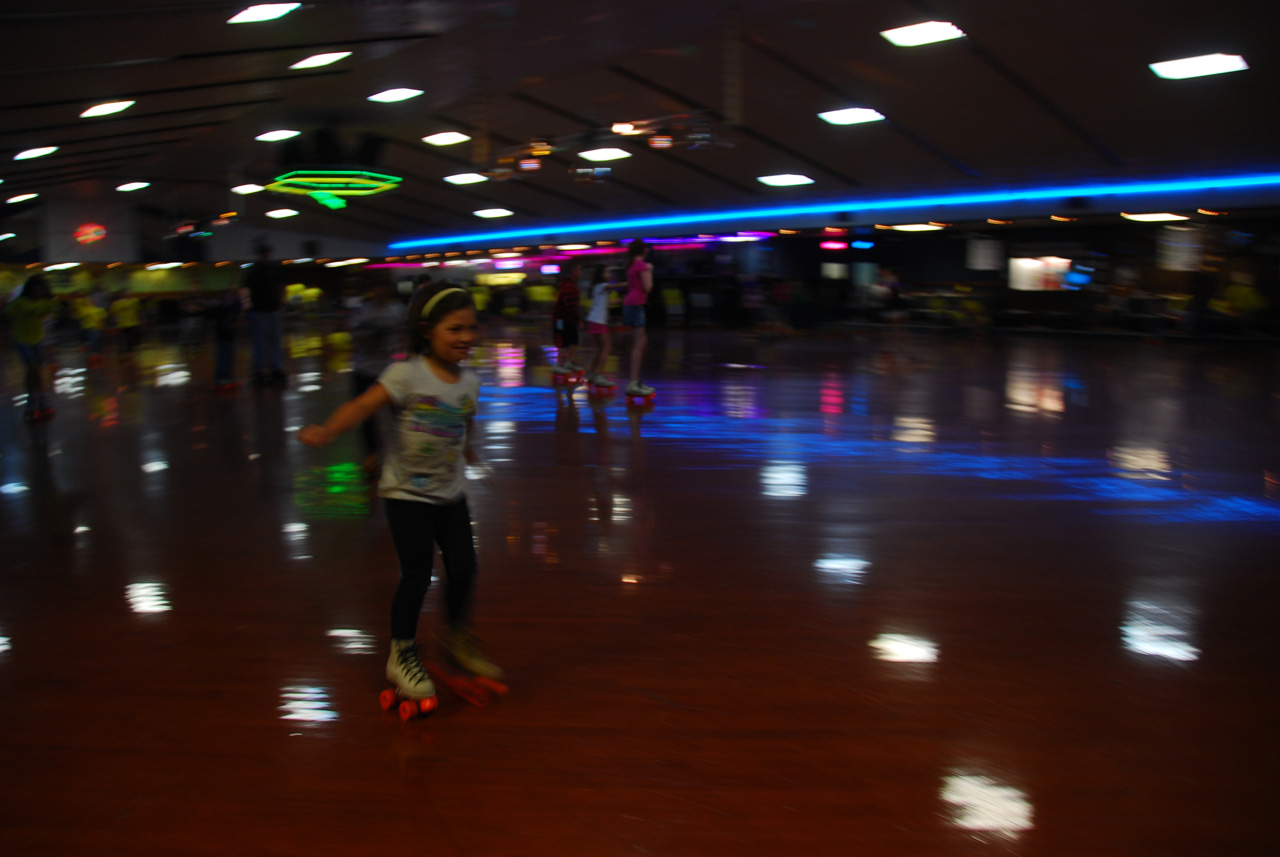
352,372,381,457
385,496,477,640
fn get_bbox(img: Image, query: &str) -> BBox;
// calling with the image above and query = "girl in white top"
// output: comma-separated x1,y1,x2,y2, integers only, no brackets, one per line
299,283,501,702
583,265,624,387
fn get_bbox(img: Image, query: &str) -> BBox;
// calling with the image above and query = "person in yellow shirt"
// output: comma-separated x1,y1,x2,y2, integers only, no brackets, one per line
3,274,61,420
110,292,143,355
75,295,107,366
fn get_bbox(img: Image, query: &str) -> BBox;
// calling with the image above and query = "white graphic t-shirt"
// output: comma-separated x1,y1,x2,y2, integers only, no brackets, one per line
376,357,479,503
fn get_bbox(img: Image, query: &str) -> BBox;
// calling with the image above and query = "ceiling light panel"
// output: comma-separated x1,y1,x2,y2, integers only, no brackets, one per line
757,174,814,187
819,107,885,125
444,173,488,185
880,21,966,47
578,148,631,162
116,182,150,192
1149,53,1248,79
289,52,351,69
228,4,300,24
473,209,513,218
1120,212,1189,222
256,130,300,142
81,100,136,118
423,132,471,146
368,88,423,103
15,147,57,160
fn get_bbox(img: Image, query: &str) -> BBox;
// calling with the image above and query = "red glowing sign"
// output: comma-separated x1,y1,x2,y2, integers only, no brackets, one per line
75,223,107,244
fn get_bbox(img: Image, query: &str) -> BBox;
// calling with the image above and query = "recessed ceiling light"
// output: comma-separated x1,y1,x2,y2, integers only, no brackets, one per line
266,208,299,218
227,4,300,24
423,132,471,146
80,100,136,118
444,173,488,185
368,88,423,103
1149,53,1248,80
880,21,966,47
7,194,38,203
231,184,265,194
757,174,814,187
578,148,631,162
892,223,944,231
256,129,300,142
289,52,351,69
818,107,885,125
1121,212,1189,222
14,147,57,161
473,209,513,218
116,182,150,192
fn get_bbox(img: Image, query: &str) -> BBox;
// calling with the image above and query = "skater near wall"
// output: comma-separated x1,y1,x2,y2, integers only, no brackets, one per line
4,274,60,420
550,260,583,375
622,240,655,398
244,245,286,385
298,282,502,704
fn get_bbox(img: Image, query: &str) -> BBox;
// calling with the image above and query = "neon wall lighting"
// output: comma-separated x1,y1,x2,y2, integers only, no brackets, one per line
388,171,1280,251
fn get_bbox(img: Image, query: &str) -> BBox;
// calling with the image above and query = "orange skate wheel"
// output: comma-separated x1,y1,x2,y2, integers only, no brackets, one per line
418,696,439,716
379,688,397,712
398,699,417,722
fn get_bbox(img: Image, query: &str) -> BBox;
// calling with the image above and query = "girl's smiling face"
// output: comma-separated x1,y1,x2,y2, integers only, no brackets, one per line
424,306,478,365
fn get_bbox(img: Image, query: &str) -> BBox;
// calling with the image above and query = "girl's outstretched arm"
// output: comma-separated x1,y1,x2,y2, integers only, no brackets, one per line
298,382,391,446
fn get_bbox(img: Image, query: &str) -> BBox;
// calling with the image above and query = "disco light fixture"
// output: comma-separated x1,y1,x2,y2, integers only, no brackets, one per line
265,170,402,197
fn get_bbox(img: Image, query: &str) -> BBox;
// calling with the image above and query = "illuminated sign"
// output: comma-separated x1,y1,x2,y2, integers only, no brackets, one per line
75,223,107,244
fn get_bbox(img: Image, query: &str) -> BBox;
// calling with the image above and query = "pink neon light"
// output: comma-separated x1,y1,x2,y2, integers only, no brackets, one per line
819,241,848,250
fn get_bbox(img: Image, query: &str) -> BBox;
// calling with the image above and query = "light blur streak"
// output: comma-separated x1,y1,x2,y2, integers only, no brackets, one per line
278,685,338,722
941,773,1033,838
869,633,937,663
1123,597,1199,661
762,462,806,498
126,583,172,614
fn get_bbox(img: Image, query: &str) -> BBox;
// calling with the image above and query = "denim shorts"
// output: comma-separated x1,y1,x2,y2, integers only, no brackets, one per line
622,304,645,328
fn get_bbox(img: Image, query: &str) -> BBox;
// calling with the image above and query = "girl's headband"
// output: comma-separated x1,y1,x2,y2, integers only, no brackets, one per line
419,287,467,322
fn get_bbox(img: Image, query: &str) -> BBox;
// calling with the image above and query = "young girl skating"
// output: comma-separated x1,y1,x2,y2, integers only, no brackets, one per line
299,283,502,705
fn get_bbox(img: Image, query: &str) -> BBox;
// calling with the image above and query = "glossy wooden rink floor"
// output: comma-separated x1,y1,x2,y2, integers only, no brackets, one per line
2,325,1279,856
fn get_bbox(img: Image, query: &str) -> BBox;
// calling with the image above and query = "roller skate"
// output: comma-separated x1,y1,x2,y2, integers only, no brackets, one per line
379,639,439,722
624,381,655,408
551,363,584,386
586,373,616,396
427,625,509,708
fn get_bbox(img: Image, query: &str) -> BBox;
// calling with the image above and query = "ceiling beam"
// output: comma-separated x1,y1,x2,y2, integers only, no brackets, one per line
608,65,862,187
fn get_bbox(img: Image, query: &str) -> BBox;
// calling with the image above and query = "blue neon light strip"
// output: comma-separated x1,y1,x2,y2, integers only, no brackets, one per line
388,171,1280,250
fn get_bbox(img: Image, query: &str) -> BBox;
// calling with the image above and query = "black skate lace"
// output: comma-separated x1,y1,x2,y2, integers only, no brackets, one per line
398,647,428,682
